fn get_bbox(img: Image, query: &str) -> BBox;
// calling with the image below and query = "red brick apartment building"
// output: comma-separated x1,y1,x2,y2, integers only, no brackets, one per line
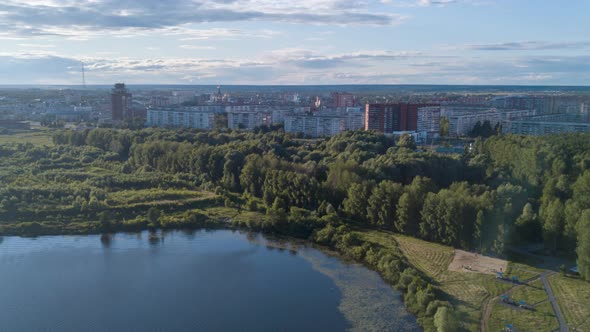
365,103,439,133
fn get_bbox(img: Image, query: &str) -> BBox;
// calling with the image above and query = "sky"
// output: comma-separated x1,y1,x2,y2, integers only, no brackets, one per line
0,0,589,85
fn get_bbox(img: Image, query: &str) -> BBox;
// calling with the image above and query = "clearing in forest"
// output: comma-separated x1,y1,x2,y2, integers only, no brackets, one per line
448,249,508,275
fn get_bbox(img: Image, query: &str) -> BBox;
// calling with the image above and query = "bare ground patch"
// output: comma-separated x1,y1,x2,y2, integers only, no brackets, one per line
448,250,508,275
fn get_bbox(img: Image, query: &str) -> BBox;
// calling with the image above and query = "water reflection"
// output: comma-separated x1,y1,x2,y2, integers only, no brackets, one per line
148,231,161,245
0,230,419,332
180,228,197,240
100,233,113,248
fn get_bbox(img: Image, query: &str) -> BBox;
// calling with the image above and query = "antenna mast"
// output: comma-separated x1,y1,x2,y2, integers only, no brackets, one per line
81,61,86,88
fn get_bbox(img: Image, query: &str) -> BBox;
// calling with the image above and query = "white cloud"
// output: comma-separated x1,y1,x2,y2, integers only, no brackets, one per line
17,43,55,48
179,45,217,50
467,41,590,51
0,0,406,40
1,49,589,85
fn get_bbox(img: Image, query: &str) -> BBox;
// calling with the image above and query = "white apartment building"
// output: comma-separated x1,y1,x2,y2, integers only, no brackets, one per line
502,114,590,136
417,106,441,136
225,105,252,112
147,107,219,129
344,107,365,131
442,107,536,136
284,114,345,137
227,109,272,129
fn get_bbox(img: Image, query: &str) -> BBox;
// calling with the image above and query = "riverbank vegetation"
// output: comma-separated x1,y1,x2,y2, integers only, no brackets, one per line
1,127,590,331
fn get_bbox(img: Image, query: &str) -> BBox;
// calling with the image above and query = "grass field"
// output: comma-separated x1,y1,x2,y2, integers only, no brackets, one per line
510,280,548,306
488,279,558,331
0,130,53,145
107,188,207,206
359,231,512,332
504,262,543,282
549,274,590,331
488,298,558,332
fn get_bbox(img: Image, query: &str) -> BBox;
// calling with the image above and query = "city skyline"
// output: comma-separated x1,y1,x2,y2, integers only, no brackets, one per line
0,0,589,85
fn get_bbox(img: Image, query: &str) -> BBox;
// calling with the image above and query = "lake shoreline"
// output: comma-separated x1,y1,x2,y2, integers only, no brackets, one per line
1,211,430,330
0,228,421,331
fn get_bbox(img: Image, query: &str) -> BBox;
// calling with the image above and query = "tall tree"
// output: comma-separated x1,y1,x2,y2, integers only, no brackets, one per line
439,117,450,137
576,210,590,281
515,202,541,243
367,181,404,228
543,199,564,252
342,182,372,223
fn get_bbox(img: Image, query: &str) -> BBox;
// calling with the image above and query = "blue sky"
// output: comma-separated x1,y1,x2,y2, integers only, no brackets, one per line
0,0,589,85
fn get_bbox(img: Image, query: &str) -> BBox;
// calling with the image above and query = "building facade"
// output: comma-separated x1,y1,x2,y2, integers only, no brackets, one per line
365,103,437,133
331,92,355,107
443,107,536,136
502,113,590,135
344,107,365,131
147,107,220,129
111,83,132,121
417,106,441,137
284,114,345,137
227,109,272,129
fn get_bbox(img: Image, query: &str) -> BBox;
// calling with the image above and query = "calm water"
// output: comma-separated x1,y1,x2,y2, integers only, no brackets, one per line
0,230,419,332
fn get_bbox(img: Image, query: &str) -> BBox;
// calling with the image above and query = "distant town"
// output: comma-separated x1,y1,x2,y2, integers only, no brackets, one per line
1,84,590,142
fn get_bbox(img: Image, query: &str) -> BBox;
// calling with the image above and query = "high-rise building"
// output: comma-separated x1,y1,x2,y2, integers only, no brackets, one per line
111,83,132,121
331,92,355,107
417,106,441,136
365,103,437,133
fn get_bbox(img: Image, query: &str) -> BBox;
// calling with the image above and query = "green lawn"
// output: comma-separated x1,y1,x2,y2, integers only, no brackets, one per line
509,280,549,306
488,299,558,332
549,274,590,330
0,130,54,146
504,262,543,282
106,188,206,206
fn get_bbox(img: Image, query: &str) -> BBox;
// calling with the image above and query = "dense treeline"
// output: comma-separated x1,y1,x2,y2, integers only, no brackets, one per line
6,128,590,280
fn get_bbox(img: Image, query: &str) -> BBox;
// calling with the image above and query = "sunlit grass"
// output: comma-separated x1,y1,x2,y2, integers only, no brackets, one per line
0,130,53,146
488,299,558,332
549,274,590,330
359,231,513,331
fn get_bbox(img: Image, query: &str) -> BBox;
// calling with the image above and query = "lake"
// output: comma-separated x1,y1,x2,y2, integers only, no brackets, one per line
0,230,419,331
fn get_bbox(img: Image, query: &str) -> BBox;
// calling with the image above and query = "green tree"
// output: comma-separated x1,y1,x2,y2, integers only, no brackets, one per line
98,210,112,230
397,134,416,150
434,306,458,332
239,154,265,196
396,177,435,235
576,210,590,281
543,199,564,252
439,117,449,137
267,197,287,225
474,210,484,253
342,182,372,223
395,193,411,233
515,202,541,243
222,151,245,191
147,207,162,228
367,181,404,228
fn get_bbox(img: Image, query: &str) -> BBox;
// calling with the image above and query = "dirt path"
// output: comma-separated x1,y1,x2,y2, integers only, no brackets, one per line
480,249,570,332
541,272,568,332
449,249,508,275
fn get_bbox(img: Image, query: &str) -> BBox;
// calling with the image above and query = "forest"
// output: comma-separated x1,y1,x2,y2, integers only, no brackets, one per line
1,127,590,330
